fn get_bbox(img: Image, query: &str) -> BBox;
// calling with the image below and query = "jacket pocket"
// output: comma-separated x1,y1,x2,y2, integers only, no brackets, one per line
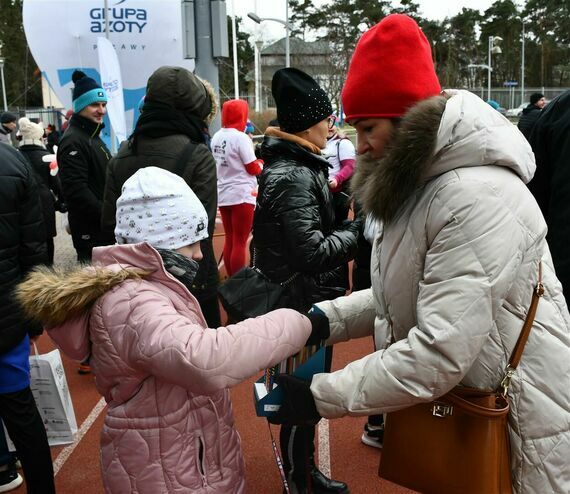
195,434,208,487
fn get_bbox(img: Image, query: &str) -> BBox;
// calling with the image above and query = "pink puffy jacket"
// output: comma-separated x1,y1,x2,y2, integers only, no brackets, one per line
28,243,311,493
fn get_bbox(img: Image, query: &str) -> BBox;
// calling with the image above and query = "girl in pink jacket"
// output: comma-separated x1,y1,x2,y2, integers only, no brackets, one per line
16,167,314,493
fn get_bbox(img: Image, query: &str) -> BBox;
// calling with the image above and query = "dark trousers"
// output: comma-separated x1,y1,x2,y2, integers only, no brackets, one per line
332,190,350,227
195,290,221,327
0,427,13,466
46,237,54,266
280,346,333,484
280,425,316,485
76,246,92,264
0,387,55,493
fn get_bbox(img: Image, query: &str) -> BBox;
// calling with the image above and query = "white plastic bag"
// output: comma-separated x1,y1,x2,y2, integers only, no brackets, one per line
4,348,78,449
30,348,78,446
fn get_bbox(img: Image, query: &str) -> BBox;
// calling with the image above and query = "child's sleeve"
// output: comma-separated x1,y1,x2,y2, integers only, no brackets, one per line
124,290,312,395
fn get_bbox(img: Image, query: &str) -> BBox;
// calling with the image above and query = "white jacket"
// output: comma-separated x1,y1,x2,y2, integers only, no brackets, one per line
312,91,570,494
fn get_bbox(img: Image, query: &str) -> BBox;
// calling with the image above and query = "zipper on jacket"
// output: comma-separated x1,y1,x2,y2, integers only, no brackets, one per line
374,235,395,345
195,434,208,487
90,122,101,139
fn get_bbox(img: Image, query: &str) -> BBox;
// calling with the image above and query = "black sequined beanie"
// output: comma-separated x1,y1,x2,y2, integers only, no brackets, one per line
272,68,332,133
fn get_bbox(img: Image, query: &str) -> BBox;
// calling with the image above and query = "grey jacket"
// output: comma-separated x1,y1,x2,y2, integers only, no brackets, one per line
312,90,570,494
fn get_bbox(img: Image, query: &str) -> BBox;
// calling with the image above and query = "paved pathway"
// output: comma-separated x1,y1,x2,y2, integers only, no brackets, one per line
53,212,79,269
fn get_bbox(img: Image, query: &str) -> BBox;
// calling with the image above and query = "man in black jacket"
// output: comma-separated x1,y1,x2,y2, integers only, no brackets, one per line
527,90,570,305
517,92,546,140
0,112,17,146
58,70,114,263
0,143,55,493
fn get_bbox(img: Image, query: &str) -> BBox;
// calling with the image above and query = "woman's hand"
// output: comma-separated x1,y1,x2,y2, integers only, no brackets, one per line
328,178,338,190
267,374,321,426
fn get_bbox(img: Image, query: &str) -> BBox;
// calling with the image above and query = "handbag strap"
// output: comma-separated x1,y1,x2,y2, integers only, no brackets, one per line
499,262,544,396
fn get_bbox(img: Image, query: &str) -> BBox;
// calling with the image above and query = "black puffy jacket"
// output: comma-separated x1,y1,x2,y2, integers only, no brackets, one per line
253,137,360,312
0,143,47,355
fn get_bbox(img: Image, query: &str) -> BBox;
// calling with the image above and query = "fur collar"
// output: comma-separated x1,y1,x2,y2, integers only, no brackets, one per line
16,265,150,327
199,77,219,126
351,94,447,224
265,126,322,155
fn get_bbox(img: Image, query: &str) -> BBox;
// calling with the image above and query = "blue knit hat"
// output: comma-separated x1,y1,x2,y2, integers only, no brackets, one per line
71,70,108,113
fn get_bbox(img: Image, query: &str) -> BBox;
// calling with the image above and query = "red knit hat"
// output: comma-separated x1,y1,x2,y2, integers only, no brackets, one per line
341,14,441,121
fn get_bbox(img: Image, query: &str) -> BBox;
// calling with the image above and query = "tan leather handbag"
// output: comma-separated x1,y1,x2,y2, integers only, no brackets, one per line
379,264,544,494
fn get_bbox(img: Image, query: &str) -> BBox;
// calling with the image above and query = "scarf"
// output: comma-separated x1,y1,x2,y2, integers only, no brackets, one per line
264,126,323,155
130,101,207,153
156,249,200,291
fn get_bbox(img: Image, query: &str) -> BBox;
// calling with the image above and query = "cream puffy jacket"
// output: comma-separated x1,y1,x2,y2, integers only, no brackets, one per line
312,91,570,494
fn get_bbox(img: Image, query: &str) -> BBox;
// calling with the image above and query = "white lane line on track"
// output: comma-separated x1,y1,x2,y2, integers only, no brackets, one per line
317,418,331,477
53,396,106,476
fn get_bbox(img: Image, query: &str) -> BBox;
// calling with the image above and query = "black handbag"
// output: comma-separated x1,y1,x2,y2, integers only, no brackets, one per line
218,253,298,322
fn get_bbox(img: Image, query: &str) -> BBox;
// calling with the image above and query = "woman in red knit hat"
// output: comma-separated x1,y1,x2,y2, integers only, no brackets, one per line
268,13,570,494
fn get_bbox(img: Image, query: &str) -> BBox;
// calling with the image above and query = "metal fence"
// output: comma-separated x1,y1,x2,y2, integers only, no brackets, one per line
5,107,67,131
467,87,569,110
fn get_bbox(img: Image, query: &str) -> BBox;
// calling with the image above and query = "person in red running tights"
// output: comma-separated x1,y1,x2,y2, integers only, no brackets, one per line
211,99,263,276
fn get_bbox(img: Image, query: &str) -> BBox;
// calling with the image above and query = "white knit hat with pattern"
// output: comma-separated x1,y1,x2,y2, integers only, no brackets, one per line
115,167,208,249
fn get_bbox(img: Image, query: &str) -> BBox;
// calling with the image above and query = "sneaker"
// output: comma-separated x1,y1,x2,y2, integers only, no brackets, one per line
0,470,23,493
361,422,384,449
77,362,91,374
10,455,21,470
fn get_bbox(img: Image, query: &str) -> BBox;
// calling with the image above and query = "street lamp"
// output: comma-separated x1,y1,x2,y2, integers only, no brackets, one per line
254,40,263,112
231,0,239,99
0,57,7,112
0,43,7,111
520,18,526,106
488,36,503,101
247,3,291,68
468,63,490,96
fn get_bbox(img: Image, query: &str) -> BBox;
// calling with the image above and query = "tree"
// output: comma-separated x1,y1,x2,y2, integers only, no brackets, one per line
289,0,316,41
523,0,570,86
479,0,523,89
284,0,570,103
429,8,483,88
289,0,393,108
0,0,42,108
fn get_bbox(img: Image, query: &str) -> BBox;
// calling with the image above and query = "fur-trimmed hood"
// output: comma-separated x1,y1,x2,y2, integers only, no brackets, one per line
145,66,219,126
16,264,149,328
15,243,181,360
16,264,148,361
352,89,536,223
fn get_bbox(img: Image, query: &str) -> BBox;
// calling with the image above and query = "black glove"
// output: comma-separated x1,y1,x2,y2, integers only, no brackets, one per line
305,306,330,346
268,374,321,426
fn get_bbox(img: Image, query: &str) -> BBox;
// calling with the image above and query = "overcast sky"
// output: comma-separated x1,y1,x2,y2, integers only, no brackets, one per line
231,0,508,43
